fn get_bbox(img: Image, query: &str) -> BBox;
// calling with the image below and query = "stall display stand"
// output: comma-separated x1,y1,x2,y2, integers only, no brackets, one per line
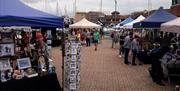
64,39,81,91
46,30,52,58
0,30,15,82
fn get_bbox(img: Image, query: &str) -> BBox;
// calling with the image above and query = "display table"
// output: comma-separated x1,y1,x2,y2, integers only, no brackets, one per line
138,50,152,64
0,73,62,91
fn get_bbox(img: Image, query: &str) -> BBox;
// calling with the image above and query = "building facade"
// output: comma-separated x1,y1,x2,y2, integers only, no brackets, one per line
171,0,180,16
172,0,180,5
86,11,105,23
74,12,87,23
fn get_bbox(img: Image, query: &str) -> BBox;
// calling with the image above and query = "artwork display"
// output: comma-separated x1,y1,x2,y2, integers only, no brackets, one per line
64,41,81,90
0,31,14,43
46,30,52,39
0,44,14,57
47,40,52,45
0,29,55,83
0,58,11,71
17,58,31,70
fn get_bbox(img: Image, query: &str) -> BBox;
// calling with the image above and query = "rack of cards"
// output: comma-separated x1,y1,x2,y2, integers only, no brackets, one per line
46,30,52,58
64,40,81,90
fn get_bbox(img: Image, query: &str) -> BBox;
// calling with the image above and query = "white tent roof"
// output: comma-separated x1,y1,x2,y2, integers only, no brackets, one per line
161,17,180,34
69,18,101,28
123,15,145,29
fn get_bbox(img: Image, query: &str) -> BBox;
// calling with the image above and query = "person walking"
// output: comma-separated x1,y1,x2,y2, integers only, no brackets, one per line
111,31,115,48
94,30,100,51
131,35,142,65
119,31,125,57
123,32,133,64
86,30,91,46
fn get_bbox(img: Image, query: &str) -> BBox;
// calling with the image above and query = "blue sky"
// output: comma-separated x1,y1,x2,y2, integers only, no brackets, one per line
22,0,172,16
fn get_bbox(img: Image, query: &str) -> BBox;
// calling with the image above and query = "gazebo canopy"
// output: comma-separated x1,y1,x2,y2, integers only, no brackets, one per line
123,15,145,29
69,18,101,29
119,17,134,26
133,7,177,28
114,17,134,28
161,17,180,34
0,0,64,28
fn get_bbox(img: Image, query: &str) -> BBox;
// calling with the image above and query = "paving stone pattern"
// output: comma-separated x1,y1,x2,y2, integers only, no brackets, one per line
52,38,174,91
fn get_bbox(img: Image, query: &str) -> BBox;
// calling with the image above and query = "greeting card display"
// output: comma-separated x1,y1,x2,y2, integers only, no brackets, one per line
64,41,81,90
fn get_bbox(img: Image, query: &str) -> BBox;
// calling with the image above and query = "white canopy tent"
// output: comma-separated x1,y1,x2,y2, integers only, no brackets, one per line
123,15,145,29
69,18,101,29
161,17,180,34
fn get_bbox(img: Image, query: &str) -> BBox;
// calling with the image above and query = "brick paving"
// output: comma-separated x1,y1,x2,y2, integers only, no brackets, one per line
52,38,174,91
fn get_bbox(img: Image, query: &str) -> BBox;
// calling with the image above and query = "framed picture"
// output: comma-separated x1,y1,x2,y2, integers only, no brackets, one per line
17,58,31,69
0,31,14,43
47,40,52,44
46,30,52,39
47,46,52,50
0,58,11,71
0,43,14,57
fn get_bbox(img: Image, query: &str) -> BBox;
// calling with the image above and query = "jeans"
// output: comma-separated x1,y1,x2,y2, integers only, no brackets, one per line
119,45,124,55
124,48,130,63
86,38,91,46
132,50,137,64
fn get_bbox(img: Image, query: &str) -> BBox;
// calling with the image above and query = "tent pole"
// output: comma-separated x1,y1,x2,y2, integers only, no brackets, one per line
141,28,143,49
177,34,179,49
61,28,65,91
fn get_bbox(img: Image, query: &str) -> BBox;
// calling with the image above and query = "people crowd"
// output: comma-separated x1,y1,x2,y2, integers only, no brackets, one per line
70,29,101,51
70,28,180,86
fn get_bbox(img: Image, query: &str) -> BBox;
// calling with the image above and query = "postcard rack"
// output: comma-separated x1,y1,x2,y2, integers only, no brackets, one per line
64,39,81,90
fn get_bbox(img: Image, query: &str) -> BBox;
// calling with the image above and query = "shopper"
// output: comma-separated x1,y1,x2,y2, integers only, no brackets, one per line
86,30,91,46
131,35,142,65
119,31,125,57
93,30,100,51
123,32,133,64
111,31,115,48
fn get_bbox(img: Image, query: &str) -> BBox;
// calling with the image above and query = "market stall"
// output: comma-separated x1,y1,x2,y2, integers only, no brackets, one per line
69,18,101,29
0,0,63,27
0,0,64,91
160,17,180,84
123,15,145,29
161,17,180,34
133,7,177,28
114,16,134,28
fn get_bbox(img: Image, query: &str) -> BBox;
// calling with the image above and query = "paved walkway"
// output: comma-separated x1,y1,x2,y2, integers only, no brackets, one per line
52,38,174,91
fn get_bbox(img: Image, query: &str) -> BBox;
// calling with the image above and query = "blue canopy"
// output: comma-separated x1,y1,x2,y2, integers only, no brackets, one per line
119,17,134,26
133,7,177,28
0,0,64,28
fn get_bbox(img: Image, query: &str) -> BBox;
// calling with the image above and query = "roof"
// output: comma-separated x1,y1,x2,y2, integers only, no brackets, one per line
133,7,177,28
0,0,64,27
161,17,180,33
69,18,101,28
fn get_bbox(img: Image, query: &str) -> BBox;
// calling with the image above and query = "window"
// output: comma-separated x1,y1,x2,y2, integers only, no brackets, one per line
172,0,180,5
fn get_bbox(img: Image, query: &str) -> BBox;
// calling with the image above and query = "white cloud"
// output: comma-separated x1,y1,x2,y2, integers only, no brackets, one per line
22,0,172,17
